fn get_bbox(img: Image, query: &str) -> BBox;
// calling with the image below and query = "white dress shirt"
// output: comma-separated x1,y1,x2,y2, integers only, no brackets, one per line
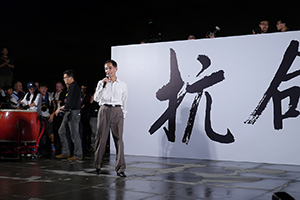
94,78,128,118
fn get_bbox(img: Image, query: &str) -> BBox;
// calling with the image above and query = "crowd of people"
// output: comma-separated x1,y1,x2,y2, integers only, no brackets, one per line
187,18,291,40
0,46,96,158
0,59,128,177
0,18,294,177
0,75,100,157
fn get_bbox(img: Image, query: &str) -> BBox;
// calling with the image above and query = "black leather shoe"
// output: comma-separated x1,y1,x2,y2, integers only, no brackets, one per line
117,172,127,177
94,169,101,175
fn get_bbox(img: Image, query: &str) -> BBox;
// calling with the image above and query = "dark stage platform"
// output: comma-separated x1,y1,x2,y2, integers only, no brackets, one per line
0,151,299,199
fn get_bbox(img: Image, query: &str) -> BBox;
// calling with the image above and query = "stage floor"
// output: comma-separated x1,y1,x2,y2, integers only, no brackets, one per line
0,151,300,199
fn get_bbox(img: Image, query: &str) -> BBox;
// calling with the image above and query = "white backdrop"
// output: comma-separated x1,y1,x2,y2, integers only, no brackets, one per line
111,31,300,165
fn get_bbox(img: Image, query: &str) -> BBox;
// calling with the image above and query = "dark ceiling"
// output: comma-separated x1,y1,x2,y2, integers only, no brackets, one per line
0,1,298,90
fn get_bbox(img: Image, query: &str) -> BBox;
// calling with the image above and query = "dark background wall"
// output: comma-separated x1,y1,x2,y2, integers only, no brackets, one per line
0,0,298,92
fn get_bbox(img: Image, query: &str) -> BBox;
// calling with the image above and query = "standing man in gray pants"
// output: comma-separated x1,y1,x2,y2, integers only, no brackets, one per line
93,60,128,177
55,69,83,161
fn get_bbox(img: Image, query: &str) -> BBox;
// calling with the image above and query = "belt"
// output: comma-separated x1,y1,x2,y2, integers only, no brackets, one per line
104,104,121,107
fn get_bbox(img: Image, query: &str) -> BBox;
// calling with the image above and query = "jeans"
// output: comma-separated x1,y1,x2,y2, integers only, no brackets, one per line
58,110,82,158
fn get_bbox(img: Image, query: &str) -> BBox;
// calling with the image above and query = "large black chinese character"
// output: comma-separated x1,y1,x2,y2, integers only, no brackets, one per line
245,40,300,129
149,48,234,144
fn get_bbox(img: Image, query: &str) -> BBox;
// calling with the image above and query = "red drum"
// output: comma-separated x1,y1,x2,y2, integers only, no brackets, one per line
0,109,41,142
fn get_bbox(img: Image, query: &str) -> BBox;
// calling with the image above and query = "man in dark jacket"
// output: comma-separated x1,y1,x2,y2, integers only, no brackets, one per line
55,69,82,161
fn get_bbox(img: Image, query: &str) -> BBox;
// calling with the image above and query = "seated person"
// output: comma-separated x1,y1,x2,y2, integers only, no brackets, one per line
12,81,25,106
2,85,18,109
0,86,6,109
0,86,5,97
21,81,42,116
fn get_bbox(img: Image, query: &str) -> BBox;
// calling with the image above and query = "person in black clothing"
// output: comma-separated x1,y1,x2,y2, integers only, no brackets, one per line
88,86,100,151
1,85,18,109
276,19,290,32
55,70,82,161
80,84,91,151
0,48,15,88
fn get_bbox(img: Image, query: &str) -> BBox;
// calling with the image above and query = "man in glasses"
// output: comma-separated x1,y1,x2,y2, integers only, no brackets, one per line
253,20,270,34
55,70,82,161
259,20,270,33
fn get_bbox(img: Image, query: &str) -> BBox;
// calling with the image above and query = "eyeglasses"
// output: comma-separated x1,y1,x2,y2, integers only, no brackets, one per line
63,76,69,80
260,23,269,26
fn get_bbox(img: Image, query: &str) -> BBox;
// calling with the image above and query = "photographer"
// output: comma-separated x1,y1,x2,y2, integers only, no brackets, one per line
40,83,57,153
253,20,270,34
206,26,220,38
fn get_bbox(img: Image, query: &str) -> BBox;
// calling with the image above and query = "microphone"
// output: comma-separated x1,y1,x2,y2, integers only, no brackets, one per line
103,74,110,88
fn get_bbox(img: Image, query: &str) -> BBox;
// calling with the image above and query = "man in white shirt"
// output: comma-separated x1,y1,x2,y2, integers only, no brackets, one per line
93,60,128,177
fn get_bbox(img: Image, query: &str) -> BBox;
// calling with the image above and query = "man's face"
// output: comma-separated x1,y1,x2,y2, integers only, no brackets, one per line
105,62,117,77
2,48,8,56
63,74,72,85
188,35,195,40
276,21,285,30
259,21,269,32
40,86,48,96
17,82,23,91
14,82,22,91
6,88,13,96
81,86,87,94
56,83,63,92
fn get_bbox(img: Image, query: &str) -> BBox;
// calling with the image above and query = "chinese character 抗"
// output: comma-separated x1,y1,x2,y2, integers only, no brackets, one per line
149,48,234,144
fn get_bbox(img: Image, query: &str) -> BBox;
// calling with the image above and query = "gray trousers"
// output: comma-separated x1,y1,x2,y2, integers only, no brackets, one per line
58,110,82,158
94,106,126,173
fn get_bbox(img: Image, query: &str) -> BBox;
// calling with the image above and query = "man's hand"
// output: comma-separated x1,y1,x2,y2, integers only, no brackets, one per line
103,77,109,85
48,113,54,122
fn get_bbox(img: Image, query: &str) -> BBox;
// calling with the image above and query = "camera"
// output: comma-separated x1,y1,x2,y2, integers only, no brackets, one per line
252,27,262,34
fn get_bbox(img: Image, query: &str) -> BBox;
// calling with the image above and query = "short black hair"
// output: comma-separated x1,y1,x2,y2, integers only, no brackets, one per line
277,18,287,24
39,82,48,88
13,80,22,86
63,69,75,78
3,85,13,91
104,60,117,68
